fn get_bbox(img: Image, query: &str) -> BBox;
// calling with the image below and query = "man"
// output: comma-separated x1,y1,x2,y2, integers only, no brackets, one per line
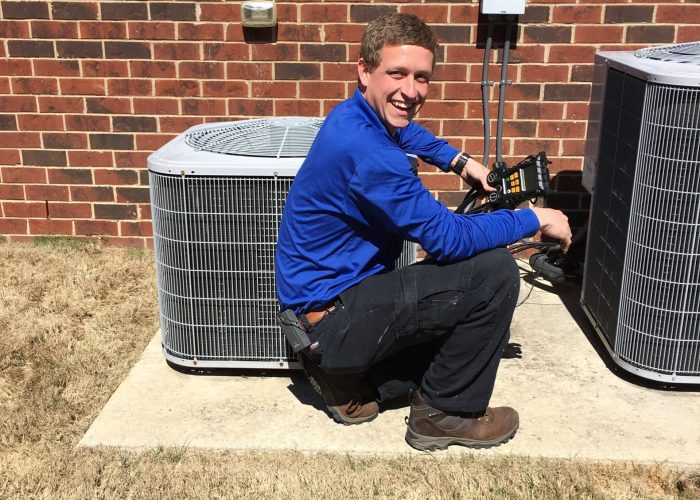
275,13,571,451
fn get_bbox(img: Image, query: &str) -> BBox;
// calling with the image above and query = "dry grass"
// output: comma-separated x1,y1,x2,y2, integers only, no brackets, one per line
0,238,698,499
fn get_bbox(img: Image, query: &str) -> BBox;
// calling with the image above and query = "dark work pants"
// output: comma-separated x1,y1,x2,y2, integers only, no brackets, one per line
305,247,520,413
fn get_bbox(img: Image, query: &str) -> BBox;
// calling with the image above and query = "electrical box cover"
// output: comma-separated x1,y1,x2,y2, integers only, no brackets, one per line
481,0,525,15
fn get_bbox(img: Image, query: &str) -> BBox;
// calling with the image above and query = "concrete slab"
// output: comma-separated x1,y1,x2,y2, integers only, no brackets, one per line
80,277,700,466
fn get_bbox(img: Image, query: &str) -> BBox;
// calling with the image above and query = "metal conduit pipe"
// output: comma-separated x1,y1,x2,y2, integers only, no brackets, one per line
495,16,513,163
481,18,495,167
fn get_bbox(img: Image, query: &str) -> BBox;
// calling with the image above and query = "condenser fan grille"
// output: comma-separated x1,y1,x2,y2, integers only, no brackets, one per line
635,41,700,66
185,117,324,157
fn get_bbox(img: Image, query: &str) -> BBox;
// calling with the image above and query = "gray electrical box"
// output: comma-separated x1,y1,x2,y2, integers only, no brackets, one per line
481,0,525,15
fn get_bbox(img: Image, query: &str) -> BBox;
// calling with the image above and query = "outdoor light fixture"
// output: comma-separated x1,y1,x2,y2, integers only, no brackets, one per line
241,1,277,28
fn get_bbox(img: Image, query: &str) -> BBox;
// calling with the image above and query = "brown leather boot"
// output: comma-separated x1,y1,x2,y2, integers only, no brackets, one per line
405,389,518,451
300,351,378,425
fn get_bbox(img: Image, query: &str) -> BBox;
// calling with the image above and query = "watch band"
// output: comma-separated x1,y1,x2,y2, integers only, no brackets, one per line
450,153,472,176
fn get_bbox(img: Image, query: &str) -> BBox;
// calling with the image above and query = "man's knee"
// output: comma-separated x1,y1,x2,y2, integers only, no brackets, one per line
471,247,520,298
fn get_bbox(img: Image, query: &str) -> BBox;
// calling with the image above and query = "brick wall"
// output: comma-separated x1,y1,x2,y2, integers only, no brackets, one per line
1,1,698,247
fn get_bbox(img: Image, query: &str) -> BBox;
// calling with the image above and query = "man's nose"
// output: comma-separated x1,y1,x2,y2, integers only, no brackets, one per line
401,76,418,99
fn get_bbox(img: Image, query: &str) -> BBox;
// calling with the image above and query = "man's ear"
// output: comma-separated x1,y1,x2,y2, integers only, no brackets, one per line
358,58,371,88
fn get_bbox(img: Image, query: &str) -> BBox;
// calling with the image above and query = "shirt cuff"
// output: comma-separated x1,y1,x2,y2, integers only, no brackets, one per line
515,208,541,237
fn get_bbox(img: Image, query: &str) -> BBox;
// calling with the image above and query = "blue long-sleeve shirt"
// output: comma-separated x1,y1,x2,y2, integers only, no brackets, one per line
275,89,540,314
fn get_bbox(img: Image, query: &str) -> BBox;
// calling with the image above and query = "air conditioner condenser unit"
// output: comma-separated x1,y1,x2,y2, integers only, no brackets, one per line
148,117,417,370
581,43,700,384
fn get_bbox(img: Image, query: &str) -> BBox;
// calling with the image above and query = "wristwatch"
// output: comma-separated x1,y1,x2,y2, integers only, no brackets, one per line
450,152,472,176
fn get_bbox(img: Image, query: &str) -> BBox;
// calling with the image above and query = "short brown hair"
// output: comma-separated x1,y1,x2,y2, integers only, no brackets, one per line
360,13,439,70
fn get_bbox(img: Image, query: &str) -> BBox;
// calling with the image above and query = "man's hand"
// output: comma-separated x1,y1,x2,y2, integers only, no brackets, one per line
451,153,496,193
530,207,573,253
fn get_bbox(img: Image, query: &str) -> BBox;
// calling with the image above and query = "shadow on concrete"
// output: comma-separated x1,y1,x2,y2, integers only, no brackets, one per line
519,269,700,394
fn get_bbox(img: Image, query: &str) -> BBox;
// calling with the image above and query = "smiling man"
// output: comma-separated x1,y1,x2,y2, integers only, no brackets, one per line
275,13,571,450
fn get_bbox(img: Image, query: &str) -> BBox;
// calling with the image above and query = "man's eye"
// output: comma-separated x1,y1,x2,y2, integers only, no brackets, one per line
388,71,404,78
416,76,430,84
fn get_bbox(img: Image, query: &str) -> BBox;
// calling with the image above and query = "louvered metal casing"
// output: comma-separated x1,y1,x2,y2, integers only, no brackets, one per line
148,118,416,369
581,43,700,383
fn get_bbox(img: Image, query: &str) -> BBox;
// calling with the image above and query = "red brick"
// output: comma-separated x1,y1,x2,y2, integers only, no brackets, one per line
0,219,28,234
0,78,8,93
226,62,272,80
116,186,150,203
128,21,175,40
75,220,118,235
29,219,73,235
544,83,591,102
561,139,585,156
566,103,590,121
442,82,481,101
114,152,149,168
627,26,675,44
112,116,156,133
517,102,565,120
300,4,347,22
181,99,227,116
43,132,88,149
108,79,153,96
59,78,105,95
82,60,129,77
0,95,37,112
86,97,132,114
102,2,148,21
134,134,173,152
0,184,24,199
299,81,345,100
8,40,54,58
513,139,560,156
0,149,21,165
204,43,249,62
158,116,204,133
18,114,64,131
90,133,134,151
68,150,114,168
120,220,153,237
547,45,595,64
442,119,483,137
70,186,113,202
252,81,296,99
658,5,699,23
278,24,322,43
178,22,224,41
94,169,139,185
228,98,273,117
133,97,180,115
399,5,448,24
47,167,92,184
200,3,240,21
225,23,244,42
39,95,87,114
202,80,248,97
252,43,299,62
574,25,624,44
56,40,103,59
0,58,33,76
449,4,479,23
51,2,98,20
94,203,137,220
130,60,176,78
274,99,321,117
11,77,58,95
79,21,126,39
31,19,78,38
179,61,225,79
105,235,148,248
324,23,364,43
539,121,586,139
104,41,151,60
65,114,110,131
26,184,70,201
1,131,42,148
678,26,700,43
155,80,200,97
520,64,569,83
154,42,201,60
33,59,80,77
505,45,546,64
3,201,46,218
150,3,196,22
138,203,151,219
0,20,30,37
1,166,47,183
418,101,466,120
552,6,602,23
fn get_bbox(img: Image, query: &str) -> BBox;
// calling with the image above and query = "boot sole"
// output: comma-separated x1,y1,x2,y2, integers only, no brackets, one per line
404,423,519,451
301,357,378,426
